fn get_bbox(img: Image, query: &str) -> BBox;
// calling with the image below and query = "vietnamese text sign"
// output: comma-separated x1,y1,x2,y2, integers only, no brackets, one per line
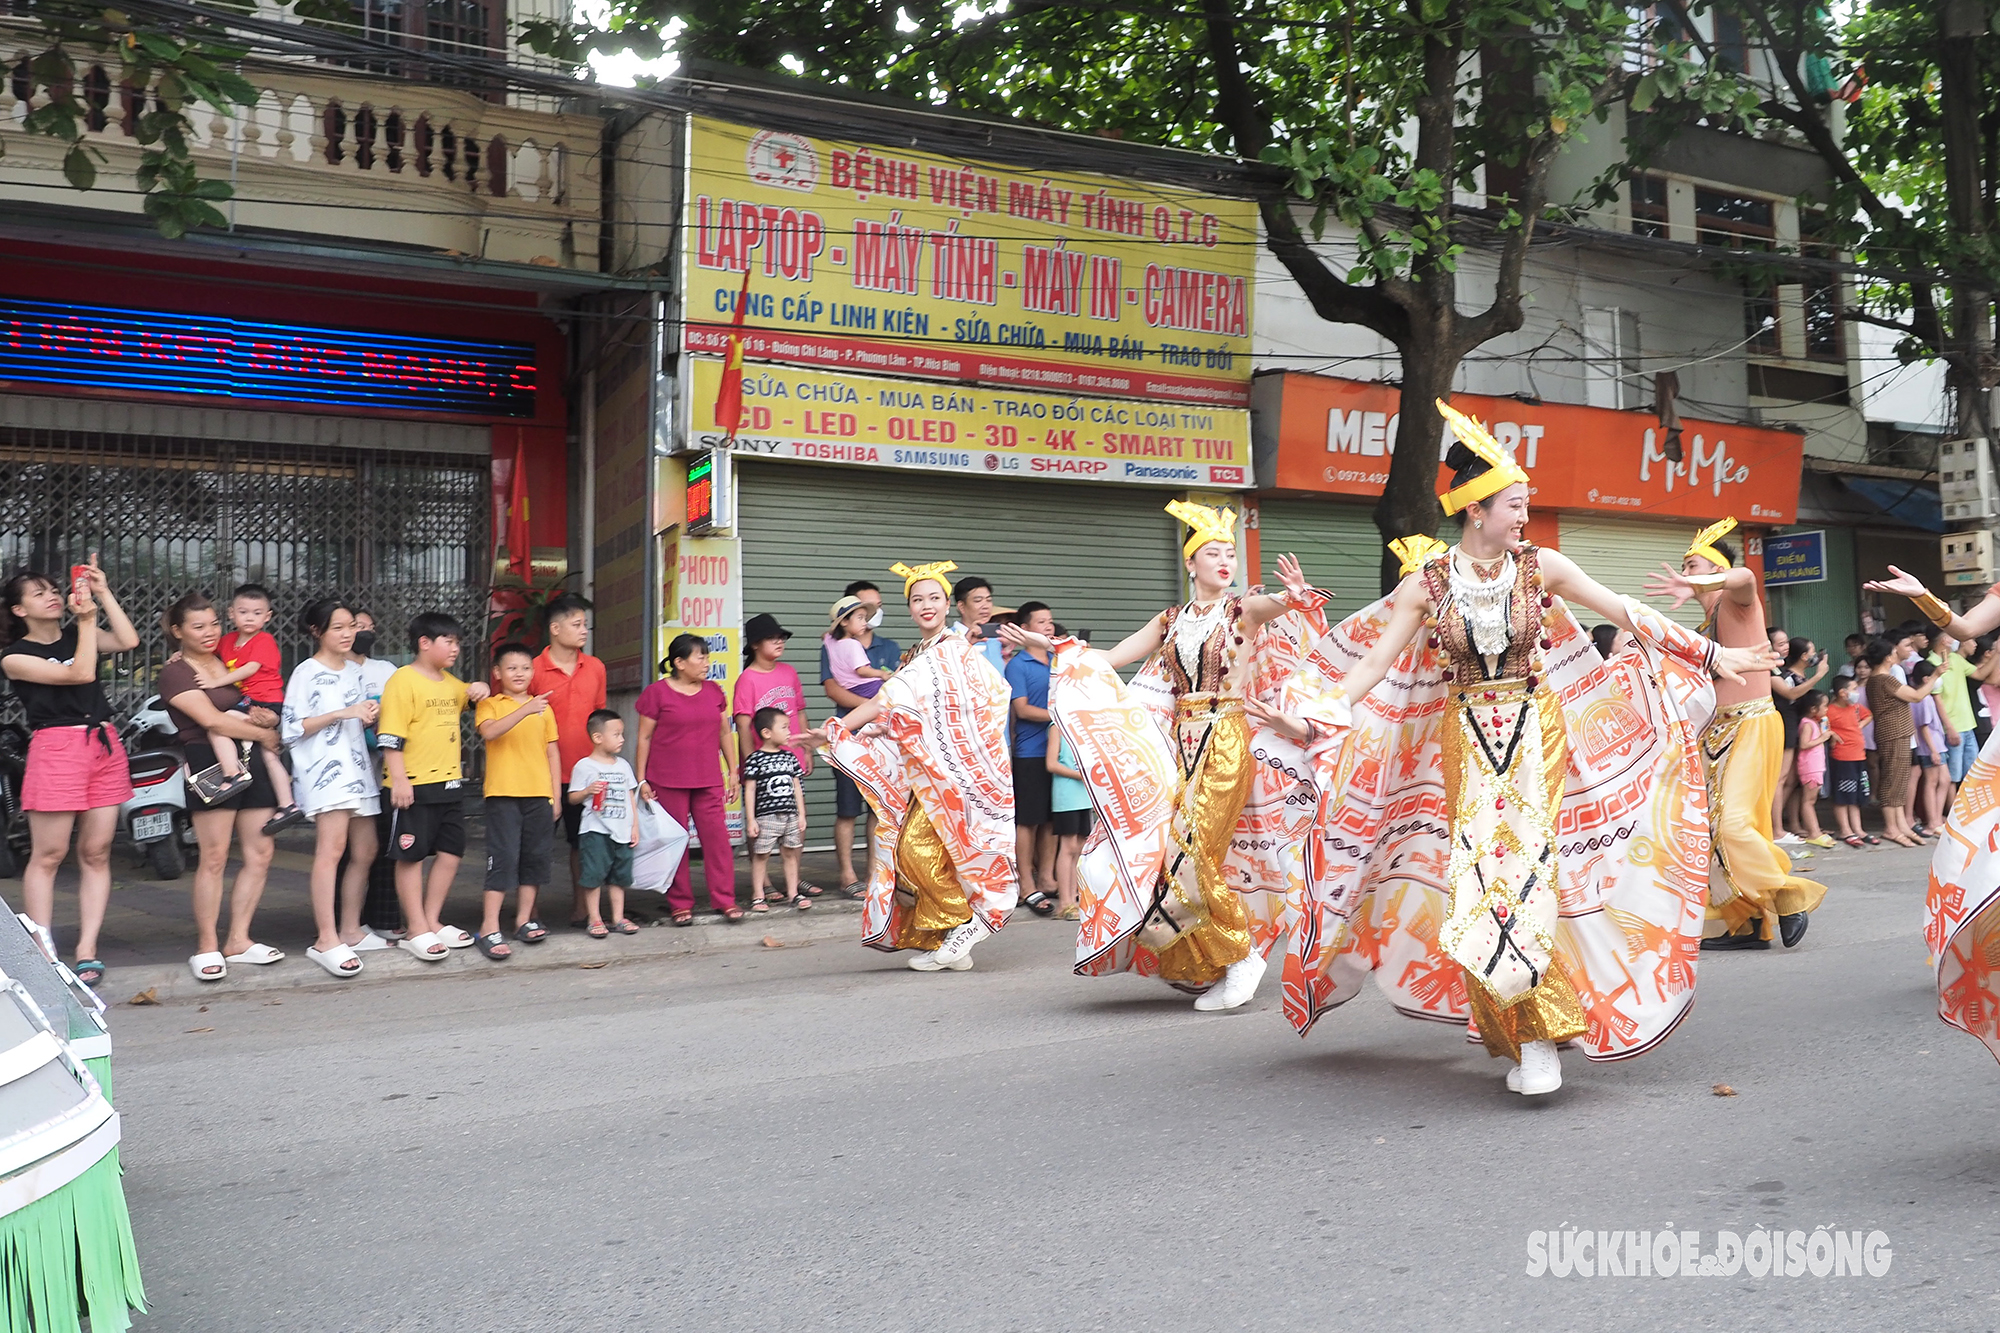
682,118,1258,407
687,357,1250,489
1762,531,1827,587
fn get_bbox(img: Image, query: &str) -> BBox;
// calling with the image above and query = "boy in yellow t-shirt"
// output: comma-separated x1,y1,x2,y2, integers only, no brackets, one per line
378,612,489,962
473,643,561,959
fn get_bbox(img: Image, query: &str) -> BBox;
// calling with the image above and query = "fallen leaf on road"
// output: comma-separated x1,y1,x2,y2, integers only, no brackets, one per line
761,936,784,949
263,1000,283,1006
185,1027,214,1034
128,988,159,1006
1712,1083,1737,1097
579,962,609,970
198,1005,208,1013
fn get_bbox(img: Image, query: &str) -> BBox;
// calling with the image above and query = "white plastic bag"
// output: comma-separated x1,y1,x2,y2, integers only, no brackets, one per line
630,798,690,893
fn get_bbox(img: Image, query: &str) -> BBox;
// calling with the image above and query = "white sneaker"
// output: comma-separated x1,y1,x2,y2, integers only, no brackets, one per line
1506,1039,1562,1095
908,950,947,972
934,918,990,966
1193,949,1267,1011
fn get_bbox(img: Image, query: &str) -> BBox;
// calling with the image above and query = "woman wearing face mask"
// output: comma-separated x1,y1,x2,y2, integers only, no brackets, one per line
1001,502,1333,1012
1255,402,1774,1096
800,561,1017,972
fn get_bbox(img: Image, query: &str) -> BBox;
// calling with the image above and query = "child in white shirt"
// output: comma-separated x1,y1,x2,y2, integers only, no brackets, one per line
568,710,640,938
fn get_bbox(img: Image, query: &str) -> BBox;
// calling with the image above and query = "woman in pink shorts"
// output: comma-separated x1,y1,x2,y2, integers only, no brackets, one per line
1,559,141,987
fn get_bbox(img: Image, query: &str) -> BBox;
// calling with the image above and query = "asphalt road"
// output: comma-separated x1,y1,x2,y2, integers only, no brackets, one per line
111,840,2000,1331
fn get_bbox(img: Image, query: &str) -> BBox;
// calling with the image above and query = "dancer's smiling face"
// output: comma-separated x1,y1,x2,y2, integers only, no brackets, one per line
1469,483,1530,549
908,580,950,633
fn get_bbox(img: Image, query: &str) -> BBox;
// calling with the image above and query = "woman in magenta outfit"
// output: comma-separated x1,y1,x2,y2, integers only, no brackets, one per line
635,632,742,925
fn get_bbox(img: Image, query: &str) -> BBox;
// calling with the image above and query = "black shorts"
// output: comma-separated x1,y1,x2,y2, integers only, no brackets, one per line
1831,757,1869,806
833,766,869,820
560,796,584,847
1052,807,1093,838
1012,757,1052,826
186,739,279,813
388,793,466,862
485,795,556,891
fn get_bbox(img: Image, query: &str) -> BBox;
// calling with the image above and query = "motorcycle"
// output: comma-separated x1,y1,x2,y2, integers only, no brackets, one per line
117,697,197,881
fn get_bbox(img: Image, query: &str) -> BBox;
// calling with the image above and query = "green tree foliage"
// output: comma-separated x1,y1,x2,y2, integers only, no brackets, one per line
529,1,1738,580
4,0,349,238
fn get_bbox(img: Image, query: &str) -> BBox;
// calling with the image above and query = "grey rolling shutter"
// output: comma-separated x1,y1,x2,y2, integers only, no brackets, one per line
1254,498,1392,621
1556,517,1708,630
737,460,1185,842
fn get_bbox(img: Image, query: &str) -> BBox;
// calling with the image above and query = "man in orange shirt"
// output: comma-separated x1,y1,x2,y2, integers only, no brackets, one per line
531,593,608,927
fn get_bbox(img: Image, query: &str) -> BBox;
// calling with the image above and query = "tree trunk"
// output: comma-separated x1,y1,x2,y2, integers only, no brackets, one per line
1373,337,1454,591
1940,0,1996,442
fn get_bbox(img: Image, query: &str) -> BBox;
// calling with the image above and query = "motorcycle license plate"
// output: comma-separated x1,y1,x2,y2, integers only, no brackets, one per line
132,813,173,842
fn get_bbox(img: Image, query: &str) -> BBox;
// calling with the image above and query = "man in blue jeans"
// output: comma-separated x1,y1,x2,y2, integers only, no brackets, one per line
1005,601,1059,913
819,579,901,896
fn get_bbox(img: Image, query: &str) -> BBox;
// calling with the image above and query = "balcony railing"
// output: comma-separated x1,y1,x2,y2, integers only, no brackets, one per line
0,27,599,266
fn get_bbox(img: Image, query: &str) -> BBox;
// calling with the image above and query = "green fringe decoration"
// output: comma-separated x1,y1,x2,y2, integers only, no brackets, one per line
0,1055,144,1333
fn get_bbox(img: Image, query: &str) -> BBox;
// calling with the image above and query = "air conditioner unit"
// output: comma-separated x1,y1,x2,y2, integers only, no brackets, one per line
1942,529,1995,588
1939,437,1997,521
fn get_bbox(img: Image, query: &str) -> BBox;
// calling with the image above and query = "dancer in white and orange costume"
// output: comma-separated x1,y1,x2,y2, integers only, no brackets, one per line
1000,501,1331,1011
1862,564,2000,1065
1258,403,1777,1095
802,561,1017,973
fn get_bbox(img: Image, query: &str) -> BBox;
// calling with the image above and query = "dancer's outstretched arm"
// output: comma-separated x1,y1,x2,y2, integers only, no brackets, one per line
1543,549,1773,683
1867,567,2000,642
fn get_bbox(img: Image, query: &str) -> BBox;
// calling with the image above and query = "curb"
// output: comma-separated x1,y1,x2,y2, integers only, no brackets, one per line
107,901,866,1006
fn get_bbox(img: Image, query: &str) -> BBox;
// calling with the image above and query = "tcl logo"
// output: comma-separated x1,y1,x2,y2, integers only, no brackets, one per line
1208,465,1245,484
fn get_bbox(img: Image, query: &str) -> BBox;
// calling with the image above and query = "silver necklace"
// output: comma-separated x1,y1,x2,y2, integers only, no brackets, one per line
1449,548,1516,659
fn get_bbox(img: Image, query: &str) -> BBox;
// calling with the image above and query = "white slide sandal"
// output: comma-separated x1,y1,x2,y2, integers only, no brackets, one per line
434,925,475,949
351,930,395,952
189,951,227,982
306,944,362,978
399,932,449,962
224,942,286,966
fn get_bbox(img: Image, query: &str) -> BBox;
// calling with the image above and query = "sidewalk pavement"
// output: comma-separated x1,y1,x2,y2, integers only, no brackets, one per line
8,806,892,1003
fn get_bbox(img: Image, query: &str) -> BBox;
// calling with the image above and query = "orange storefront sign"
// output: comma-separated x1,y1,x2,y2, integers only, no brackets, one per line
1261,373,1802,524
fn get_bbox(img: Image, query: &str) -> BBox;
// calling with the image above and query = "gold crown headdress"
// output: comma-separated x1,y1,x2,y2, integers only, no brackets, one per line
1165,499,1237,557
1388,535,1449,578
1685,517,1738,569
889,559,958,599
1436,398,1532,516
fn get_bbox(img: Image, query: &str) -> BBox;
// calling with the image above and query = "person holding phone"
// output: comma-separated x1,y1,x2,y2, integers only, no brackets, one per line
0,557,140,987
1770,634,1829,841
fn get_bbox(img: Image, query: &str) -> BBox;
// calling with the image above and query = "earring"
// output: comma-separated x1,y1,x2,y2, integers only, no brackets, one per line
1474,520,1483,529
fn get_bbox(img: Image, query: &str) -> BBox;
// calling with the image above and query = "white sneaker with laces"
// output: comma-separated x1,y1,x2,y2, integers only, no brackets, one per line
908,950,947,972
1505,1039,1562,1095
1193,949,1266,1012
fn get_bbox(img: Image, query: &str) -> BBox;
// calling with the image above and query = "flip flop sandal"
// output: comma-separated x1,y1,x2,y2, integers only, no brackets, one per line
763,890,788,904
515,920,549,944
399,932,450,962
189,951,227,982
71,960,105,987
795,897,812,911
261,805,307,836
587,921,610,939
1862,834,1882,846
721,907,746,923
749,901,771,913
612,918,640,935
841,883,868,900
799,882,825,898
1842,836,1866,848
306,944,363,978
1023,891,1056,917
475,932,512,960
671,911,694,927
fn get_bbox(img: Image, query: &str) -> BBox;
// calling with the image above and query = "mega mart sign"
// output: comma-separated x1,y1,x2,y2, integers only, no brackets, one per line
687,357,1251,489
1259,372,1804,524
682,118,1258,407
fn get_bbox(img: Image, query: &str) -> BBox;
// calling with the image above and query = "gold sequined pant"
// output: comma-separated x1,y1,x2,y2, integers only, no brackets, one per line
1154,696,1255,988
891,797,972,950
1702,698,1828,934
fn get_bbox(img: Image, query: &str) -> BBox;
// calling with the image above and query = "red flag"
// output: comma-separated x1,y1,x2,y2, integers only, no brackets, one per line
506,437,531,582
714,268,750,439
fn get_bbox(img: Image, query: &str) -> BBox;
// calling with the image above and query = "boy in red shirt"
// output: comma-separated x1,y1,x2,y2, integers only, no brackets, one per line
1826,674,1874,847
207,583,304,833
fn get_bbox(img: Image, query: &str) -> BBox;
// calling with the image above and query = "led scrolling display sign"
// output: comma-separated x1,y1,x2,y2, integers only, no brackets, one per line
0,297,538,417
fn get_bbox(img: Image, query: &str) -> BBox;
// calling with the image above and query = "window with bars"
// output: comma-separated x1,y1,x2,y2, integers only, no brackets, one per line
1695,187,1781,358
1800,212,1846,363
337,0,506,93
